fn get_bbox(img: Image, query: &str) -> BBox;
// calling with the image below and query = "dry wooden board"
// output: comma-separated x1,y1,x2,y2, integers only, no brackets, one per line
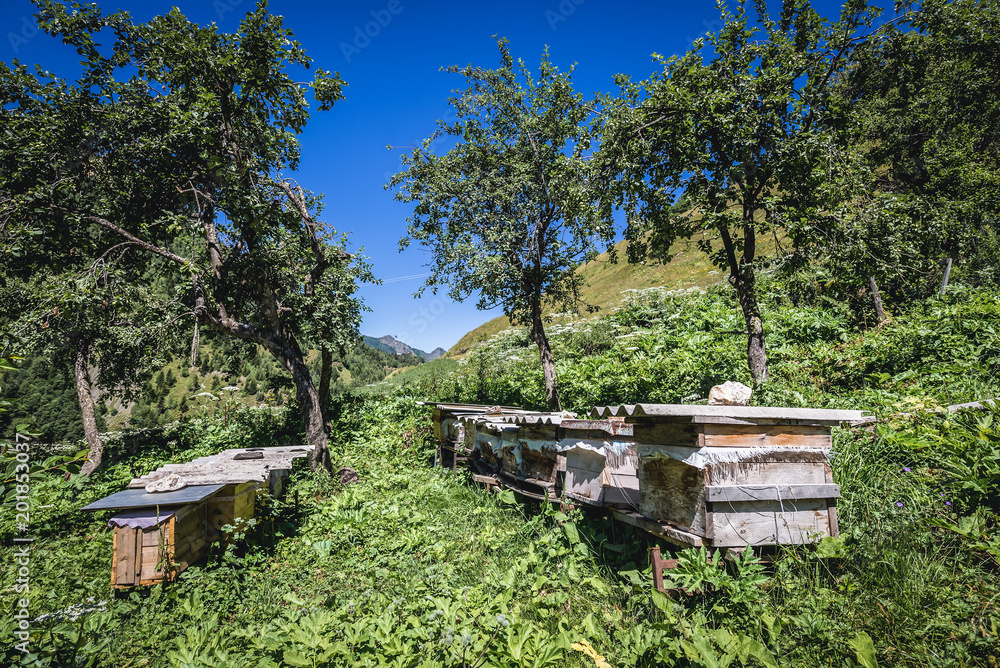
701,424,832,449
706,484,840,503
709,499,831,547
563,447,640,509
129,446,311,488
207,482,257,539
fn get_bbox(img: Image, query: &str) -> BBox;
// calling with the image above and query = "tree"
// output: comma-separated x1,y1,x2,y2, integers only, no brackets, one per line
0,2,369,471
599,0,877,383
829,0,1000,298
388,40,614,410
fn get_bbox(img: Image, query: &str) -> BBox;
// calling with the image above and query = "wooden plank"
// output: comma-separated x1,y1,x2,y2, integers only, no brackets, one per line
610,509,703,548
828,503,840,538
631,422,700,447
706,484,840,503
638,456,708,536
140,546,163,580
701,424,832,448
709,499,831,547
111,531,119,587
116,528,138,586
707,458,831,486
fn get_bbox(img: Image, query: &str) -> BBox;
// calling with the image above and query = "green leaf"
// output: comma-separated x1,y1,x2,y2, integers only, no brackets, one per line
282,650,314,667
848,631,879,668
650,587,673,613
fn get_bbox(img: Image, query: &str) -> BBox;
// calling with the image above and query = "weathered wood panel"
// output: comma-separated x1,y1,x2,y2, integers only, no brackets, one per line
707,457,831,486
630,421,701,447
114,527,138,586
638,456,708,536
207,482,257,537
706,484,840,503
709,498,831,547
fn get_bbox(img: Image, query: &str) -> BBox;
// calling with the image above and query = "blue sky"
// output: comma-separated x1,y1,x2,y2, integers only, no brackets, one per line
2,0,888,351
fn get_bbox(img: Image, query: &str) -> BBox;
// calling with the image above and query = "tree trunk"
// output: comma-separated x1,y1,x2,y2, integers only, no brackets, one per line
319,344,332,432
731,270,769,384
266,338,331,472
74,338,104,477
530,314,561,412
190,318,200,367
868,276,887,325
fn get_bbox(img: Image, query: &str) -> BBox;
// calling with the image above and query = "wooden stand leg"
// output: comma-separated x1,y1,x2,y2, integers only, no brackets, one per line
651,546,664,593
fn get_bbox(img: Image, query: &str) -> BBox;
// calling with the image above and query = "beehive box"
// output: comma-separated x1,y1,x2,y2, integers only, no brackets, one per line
207,482,257,538
469,419,520,473
591,404,866,548
561,418,639,508
512,416,567,484
110,503,208,588
420,402,528,447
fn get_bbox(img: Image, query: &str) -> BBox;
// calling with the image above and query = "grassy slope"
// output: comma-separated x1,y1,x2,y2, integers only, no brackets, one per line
448,234,752,356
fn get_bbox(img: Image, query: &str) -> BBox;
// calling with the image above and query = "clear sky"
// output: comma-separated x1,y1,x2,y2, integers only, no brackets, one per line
2,0,890,352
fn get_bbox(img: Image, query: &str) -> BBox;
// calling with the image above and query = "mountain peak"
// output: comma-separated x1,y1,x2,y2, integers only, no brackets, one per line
363,335,445,362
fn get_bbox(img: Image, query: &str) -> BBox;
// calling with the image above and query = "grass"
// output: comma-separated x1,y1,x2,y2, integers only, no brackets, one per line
2,280,999,667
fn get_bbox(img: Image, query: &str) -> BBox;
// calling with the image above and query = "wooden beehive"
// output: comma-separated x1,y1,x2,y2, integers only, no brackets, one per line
561,419,639,508
207,482,257,538
420,402,527,448
514,418,566,484
591,404,866,548
462,417,517,473
110,503,207,588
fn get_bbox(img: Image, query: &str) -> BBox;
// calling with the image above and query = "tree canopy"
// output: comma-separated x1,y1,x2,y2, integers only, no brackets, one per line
598,0,878,382
389,40,614,410
0,1,370,470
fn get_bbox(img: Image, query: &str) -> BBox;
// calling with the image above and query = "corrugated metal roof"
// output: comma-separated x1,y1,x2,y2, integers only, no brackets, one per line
589,404,868,424
83,484,226,511
418,402,533,416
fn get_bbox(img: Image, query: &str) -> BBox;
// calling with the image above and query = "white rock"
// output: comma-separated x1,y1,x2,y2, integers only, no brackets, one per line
707,381,752,406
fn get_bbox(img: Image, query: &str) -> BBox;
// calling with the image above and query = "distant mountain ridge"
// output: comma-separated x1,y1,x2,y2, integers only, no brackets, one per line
362,335,445,362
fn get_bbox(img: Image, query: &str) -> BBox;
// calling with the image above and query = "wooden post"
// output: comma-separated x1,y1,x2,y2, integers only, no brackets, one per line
940,257,952,295
650,546,665,593
868,276,887,325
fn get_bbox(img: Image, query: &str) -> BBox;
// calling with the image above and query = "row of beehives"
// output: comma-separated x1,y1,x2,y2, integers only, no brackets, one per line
426,402,867,549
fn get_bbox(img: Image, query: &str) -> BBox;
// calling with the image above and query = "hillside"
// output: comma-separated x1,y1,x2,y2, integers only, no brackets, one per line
363,335,446,362
448,234,734,355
